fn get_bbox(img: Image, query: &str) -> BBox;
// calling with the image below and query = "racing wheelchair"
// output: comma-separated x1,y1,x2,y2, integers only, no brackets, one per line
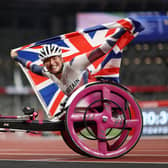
0,81,143,159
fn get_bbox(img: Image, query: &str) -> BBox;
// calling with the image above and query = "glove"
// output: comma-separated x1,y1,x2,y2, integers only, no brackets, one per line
10,49,18,59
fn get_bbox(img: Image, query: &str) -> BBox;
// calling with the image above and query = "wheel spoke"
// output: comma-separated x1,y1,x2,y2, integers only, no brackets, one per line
70,113,100,122
97,126,108,154
102,87,112,114
125,119,141,128
108,118,140,129
98,140,108,154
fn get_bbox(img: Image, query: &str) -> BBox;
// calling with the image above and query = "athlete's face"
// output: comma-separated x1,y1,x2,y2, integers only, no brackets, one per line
43,56,63,75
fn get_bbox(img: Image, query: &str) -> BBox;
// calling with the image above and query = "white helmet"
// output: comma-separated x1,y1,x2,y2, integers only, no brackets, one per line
39,44,62,61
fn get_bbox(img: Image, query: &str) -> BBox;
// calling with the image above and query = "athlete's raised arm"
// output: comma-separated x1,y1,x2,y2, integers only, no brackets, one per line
88,28,126,64
71,27,126,71
10,50,44,76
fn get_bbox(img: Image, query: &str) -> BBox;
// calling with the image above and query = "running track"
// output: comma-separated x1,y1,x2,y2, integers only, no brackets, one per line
0,134,167,168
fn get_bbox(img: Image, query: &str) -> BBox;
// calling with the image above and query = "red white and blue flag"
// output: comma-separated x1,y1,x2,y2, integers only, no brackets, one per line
14,18,143,118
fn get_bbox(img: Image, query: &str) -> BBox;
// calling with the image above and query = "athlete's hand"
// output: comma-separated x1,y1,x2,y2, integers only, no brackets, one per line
10,49,18,59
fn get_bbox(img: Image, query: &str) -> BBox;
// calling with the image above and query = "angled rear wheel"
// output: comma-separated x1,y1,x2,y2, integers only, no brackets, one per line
65,82,143,159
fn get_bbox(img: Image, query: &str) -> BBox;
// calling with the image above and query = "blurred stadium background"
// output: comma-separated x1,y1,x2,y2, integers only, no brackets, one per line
0,0,168,136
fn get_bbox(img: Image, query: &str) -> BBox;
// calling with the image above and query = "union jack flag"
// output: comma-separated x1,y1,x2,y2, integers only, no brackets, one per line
14,18,144,118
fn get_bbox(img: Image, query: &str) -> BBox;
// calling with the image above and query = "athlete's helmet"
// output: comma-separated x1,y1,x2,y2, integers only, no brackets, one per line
39,44,62,61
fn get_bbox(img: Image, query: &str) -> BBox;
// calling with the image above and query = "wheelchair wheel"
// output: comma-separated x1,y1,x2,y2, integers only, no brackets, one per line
65,82,143,159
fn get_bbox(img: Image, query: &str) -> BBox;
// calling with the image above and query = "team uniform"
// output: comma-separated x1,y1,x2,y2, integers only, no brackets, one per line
42,55,91,96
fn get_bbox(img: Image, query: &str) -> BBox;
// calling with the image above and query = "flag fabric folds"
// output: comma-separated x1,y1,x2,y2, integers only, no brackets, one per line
14,18,144,118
